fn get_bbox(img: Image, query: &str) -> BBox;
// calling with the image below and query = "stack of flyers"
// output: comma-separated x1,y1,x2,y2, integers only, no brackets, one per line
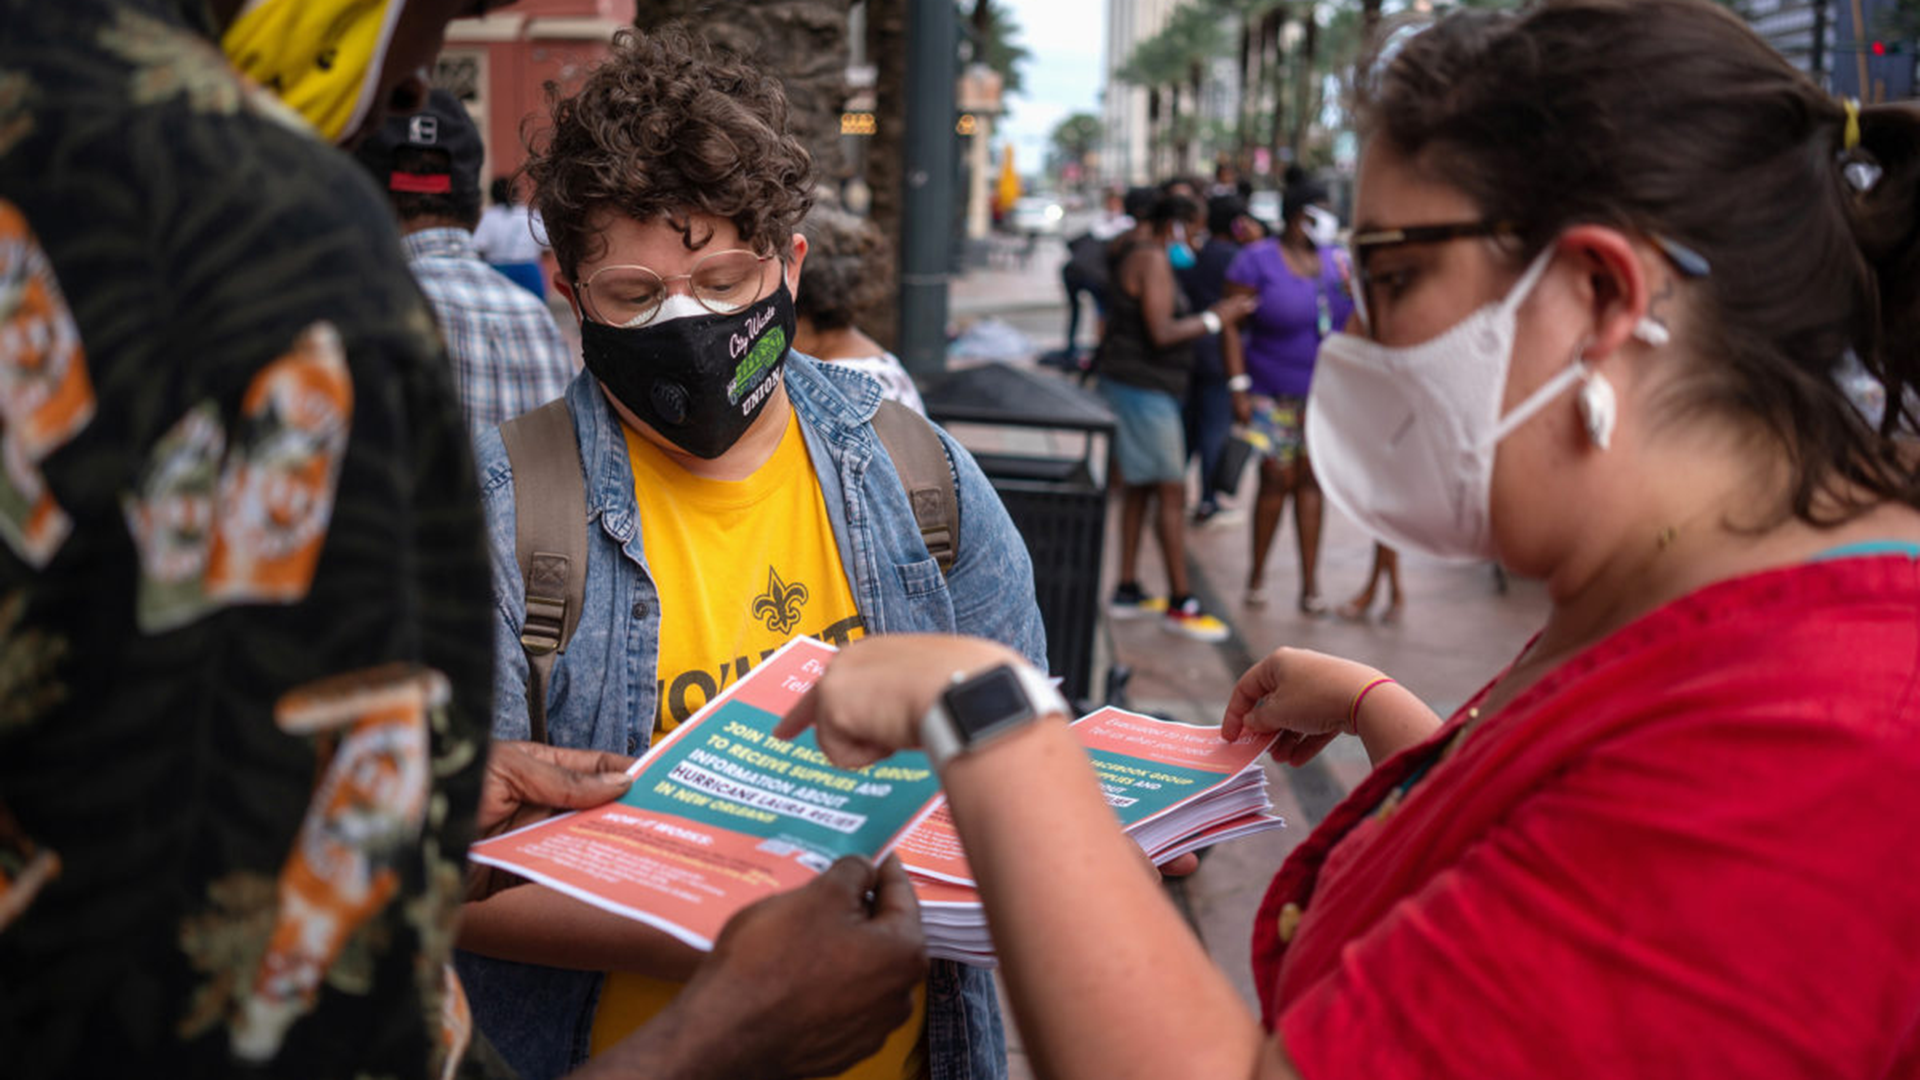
902,708,1285,965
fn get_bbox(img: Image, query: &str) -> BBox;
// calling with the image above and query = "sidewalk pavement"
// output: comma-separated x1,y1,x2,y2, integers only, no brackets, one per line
949,237,1072,319
925,279,1552,1071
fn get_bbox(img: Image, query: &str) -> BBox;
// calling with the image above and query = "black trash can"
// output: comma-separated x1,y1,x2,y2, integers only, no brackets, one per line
921,362,1114,706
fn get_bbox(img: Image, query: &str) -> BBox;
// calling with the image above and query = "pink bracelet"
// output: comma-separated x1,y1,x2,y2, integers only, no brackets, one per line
1347,677,1397,734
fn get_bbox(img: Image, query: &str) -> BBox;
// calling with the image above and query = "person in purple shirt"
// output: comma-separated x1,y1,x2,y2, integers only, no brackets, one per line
1222,172,1355,613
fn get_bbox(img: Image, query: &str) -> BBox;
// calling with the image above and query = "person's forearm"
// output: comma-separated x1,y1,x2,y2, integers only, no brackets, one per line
458,885,702,980
1146,310,1211,349
1222,321,1247,380
942,719,1296,1080
1353,681,1445,767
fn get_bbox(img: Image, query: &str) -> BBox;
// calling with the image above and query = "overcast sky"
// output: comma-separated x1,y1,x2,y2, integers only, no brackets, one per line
996,0,1107,172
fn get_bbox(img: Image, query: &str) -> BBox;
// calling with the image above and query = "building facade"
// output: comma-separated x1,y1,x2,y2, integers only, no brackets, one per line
1745,0,1920,102
1100,0,1245,187
1100,0,1180,187
1748,0,1831,82
434,0,638,191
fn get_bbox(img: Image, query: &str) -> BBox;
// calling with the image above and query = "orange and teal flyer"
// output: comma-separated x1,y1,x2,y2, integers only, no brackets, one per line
468,637,944,950
900,706,1280,886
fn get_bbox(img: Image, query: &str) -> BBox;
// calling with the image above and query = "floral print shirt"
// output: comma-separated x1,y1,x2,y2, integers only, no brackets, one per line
0,1,507,1076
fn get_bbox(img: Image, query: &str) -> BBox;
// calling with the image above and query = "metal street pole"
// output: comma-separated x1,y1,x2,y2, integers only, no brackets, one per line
898,0,956,377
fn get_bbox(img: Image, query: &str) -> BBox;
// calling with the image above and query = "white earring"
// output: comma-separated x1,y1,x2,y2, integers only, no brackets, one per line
1632,316,1669,347
1577,367,1617,450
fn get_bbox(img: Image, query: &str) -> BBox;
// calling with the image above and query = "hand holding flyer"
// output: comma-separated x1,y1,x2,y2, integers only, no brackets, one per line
901,708,1286,965
471,641,1288,966
469,638,944,950
901,707,1283,887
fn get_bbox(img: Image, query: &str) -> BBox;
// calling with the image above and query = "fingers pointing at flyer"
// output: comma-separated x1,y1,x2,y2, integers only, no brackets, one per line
776,634,1022,770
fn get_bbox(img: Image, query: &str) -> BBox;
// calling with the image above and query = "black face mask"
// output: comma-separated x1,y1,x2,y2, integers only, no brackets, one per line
579,281,797,460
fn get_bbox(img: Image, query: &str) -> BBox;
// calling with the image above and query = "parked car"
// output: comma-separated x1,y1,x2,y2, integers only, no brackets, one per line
1010,194,1066,236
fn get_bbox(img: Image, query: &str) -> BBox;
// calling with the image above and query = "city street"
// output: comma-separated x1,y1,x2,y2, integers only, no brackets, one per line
945,243,1552,1072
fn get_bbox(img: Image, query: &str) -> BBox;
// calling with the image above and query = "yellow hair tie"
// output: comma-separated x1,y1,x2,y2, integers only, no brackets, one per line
1843,97,1862,152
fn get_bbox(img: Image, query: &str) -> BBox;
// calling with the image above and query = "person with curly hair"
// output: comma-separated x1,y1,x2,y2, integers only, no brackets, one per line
793,202,926,414
452,26,1042,1080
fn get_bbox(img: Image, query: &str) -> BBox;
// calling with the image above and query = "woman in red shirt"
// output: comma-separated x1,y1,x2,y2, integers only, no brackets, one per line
780,0,1920,1075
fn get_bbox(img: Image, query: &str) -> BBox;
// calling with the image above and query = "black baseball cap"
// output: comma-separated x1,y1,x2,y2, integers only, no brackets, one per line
353,89,483,201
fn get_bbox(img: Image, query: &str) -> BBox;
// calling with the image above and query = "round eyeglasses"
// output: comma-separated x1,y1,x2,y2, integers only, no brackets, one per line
576,249,778,328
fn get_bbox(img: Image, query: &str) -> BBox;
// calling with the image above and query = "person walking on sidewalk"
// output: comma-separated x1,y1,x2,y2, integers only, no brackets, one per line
1222,170,1355,613
1058,188,1132,366
1180,194,1258,525
1099,191,1258,641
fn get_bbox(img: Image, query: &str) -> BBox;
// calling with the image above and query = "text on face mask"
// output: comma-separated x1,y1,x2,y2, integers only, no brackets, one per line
737,361,784,416
729,304,778,361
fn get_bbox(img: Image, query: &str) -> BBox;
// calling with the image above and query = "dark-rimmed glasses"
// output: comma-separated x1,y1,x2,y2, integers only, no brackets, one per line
1348,220,1519,337
576,249,778,328
1347,220,1710,338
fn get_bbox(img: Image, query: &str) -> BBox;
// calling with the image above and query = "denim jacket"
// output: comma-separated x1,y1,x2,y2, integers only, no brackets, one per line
457,355,1046,1080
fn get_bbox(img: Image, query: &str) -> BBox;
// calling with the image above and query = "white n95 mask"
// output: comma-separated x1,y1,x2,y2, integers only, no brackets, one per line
1302,205,1340,248
1305,245,1592,561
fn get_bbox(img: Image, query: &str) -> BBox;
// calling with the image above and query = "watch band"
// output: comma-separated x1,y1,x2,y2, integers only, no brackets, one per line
919,661,1069,770
1226,373,1253,392
920,692,966,769
1199,310,1223,335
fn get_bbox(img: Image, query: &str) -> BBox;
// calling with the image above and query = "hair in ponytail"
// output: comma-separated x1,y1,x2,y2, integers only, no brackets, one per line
1361,0,1920,524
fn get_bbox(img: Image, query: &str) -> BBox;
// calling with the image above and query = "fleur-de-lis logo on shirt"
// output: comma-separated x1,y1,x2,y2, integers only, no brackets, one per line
752,566,809,636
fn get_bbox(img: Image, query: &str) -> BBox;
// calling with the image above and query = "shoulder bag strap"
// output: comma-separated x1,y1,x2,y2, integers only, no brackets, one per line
498,398,588,744
870,400,960,576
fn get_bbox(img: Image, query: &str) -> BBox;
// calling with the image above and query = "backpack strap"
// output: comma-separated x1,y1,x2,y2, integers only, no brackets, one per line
498,399,588,745
870,400,959,575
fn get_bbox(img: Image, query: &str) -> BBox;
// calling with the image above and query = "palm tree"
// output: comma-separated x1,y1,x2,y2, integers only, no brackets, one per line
1261,6,1287,170
968,0,1031,97
1162,2,1226,175
1120,3,1235,178
1206,0,1280,174
1290,6,1320,160
1050,112,1104,184
1117,31,1182,177
865,0,907,349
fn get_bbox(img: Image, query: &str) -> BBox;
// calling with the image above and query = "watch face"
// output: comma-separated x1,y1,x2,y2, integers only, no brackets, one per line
946,665,1034,739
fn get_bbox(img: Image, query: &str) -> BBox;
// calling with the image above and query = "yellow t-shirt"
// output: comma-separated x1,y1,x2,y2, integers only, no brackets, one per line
590,409,926,1079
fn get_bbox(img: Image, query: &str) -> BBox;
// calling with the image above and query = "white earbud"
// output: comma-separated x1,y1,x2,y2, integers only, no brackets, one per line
1577,367,1617,450
1632,316,1670,347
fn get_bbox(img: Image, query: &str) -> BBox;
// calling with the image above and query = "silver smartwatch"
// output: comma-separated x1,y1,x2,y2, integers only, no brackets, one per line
919,661,1070,769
